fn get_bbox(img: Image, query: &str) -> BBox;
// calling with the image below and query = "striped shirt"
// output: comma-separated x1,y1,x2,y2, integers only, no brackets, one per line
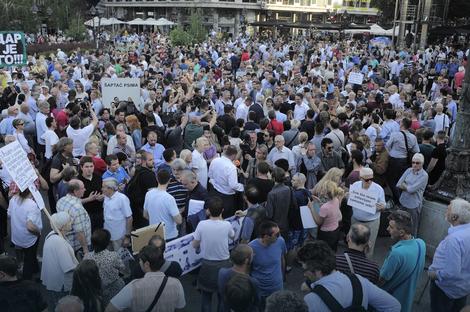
336,249,380,284
167,178,188,211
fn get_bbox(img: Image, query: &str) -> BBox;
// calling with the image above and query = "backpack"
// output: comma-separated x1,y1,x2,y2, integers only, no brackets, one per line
312,273,367,312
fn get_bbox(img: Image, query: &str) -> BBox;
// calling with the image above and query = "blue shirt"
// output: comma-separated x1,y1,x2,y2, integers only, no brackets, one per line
397,168,428,209
380,239,426,312
102,167,130,185
429,222,470,299
141,143,165,169
304,271,401,312
380,120,400,144
249,237,286,297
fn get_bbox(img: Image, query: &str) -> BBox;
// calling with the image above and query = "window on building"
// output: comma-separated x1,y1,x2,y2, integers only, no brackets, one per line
242,0,258,3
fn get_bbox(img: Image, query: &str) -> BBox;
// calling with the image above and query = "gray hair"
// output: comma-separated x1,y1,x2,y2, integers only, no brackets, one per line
181,169,197,183
84,141,96,153
292,173,306,185
179,149,192,162
449,198,470,224
55,295,84,312
102,178,118,191
56,137,73,153
171,158,186,170
265,290,308,312
38,100,50,110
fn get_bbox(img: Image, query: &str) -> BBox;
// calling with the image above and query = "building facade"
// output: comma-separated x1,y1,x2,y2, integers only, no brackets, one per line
101,0,378,36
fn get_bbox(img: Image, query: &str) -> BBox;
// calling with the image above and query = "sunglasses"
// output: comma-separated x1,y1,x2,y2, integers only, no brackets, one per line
362,177,373,182
412,161,422,164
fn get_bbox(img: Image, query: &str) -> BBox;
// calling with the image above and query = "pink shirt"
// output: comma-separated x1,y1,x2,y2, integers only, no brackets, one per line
319,198,342,231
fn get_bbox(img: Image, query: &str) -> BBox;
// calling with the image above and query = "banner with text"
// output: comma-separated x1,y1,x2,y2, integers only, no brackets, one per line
0,141,37,191
0,32,27,68
164,216,244,275
347,183,378,215
101,78,140,109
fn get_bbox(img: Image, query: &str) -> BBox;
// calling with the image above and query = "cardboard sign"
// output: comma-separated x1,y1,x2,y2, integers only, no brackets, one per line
348,72,364,85
347,183,378,215
131,222,165,254
188,199,204,216
300,206,317,229
0,141,37,191
101,78,140,109
164,216,244,275
0,32,27,67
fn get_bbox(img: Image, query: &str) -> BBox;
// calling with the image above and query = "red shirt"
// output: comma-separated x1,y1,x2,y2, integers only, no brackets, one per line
241,52,250,62
56,110,69,131
92,156,107,175
455,71,465,89
267,119,284,135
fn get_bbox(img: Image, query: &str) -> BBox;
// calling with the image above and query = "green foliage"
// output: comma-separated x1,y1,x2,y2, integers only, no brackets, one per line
65,16,87,41
187,9,207,44
170,27,192,46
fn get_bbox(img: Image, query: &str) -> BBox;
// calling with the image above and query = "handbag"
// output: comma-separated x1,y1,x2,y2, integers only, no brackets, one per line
145,275,169,312
401,131,414,166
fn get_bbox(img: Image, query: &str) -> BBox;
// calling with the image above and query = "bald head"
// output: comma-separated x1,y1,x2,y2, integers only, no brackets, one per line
348,223,371,247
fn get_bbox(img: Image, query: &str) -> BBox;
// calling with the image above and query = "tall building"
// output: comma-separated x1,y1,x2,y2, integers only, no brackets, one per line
101,0,378,36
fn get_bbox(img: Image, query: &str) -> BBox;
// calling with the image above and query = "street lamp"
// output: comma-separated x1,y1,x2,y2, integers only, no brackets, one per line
90,6,100,49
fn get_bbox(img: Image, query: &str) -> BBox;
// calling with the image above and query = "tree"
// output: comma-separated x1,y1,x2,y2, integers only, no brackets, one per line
170,26,192,46
188,9,207,44
65,16,87,41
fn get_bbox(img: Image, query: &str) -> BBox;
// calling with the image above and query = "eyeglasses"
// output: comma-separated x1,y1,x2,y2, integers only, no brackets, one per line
412,161,422,164
361,177,373,182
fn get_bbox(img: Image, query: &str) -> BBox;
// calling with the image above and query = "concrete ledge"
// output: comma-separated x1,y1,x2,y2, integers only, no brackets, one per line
419,199,449,257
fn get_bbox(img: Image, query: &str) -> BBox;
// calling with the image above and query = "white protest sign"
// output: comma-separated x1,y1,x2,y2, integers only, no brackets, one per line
188,199,205,216
0,141,37,191
348,72,364,85
347,183,378,215
300,206,317,229
101,78,140,109
164,216,244,275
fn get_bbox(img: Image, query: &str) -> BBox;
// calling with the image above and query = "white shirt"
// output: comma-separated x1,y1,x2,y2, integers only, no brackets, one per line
35,112,48,145
66,124,95,157
193,219,235,260
143,188,180,240
104,192,132,241
41,129,59,159
389,93,403,110
236,104,250,121
433,113,450,134
8,197,42,248
208,156,244,195
267,146,296,171
41,231,78,291
293,103,310,121
13,130,32,153
107,135,135,156
350,181,386,222
192,149,208,189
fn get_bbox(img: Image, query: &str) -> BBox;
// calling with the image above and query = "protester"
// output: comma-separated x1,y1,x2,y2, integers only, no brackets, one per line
298,241,401,311
428,198,470,312
379,211,426,312
70,259,104,312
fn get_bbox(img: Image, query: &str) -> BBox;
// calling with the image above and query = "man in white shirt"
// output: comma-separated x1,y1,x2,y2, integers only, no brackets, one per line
41,116,59,160
208,145,244,218
433,103,450,135
293,94,309,121
192,137,210,189
66,106,98,157
350,168,386,257
235,97,251,121
102,178,133,250
35,101,50,157
143,170,182,241
267,135,296,173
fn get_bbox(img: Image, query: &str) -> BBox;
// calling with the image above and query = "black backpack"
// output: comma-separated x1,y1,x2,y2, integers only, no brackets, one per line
312,273,367,312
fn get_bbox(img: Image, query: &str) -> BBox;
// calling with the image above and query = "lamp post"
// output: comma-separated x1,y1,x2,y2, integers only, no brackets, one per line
90,6,100,49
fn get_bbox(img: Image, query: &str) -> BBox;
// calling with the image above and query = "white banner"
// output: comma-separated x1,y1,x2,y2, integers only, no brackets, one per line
101,78,141,109
164,216,244,275
0,141,37,191
348,72,364,85
347,183,378,215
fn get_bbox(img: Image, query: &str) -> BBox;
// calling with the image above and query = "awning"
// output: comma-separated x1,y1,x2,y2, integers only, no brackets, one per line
249,20,370,31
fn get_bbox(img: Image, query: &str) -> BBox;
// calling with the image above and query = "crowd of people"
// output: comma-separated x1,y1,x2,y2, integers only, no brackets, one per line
0,28,470,312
